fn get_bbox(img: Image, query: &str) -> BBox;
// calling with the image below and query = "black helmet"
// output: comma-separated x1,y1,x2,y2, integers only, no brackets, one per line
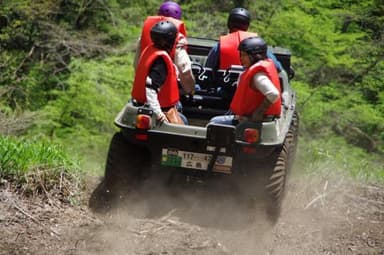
227,7,251,31
238,36,268,63
150,21,177,51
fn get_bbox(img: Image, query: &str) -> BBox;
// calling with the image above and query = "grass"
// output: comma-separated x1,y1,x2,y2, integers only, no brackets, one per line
0,135,78,176
295,135,384,184
0,135,83,203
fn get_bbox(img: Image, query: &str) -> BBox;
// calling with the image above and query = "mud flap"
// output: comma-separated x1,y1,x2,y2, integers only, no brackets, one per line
206,124,236,173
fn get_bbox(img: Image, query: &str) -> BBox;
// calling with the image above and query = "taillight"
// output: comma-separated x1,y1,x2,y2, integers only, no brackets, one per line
136,114,152,129
135,133,148,141
244,128,259,143
242,146,256,154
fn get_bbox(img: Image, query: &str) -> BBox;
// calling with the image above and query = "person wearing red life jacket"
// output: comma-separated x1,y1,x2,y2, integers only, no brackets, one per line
131,21,187,124
209,36,281,125
134,1,195,93
205,7,283,74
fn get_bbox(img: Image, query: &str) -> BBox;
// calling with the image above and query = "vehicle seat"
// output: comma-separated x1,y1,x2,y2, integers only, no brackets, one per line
215,65,243,103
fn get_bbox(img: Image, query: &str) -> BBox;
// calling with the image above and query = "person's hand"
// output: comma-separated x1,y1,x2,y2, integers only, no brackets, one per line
251,99,272,121
236,115,249,123
157,112,168,124
251,109,264,121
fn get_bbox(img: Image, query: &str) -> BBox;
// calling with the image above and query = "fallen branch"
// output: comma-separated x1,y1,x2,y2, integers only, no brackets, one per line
37,170,60,209
189,240,213,250
149,225,168,235
13,202,61,238
159,208,177,222
304,180,329,210
13,45,35,78
135,209,183,236
304,193,327,210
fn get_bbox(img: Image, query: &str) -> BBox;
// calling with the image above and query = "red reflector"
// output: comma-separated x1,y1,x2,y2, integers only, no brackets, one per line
244,128,259,143
135,134,148,141
243,147,256,154
136,114,152,129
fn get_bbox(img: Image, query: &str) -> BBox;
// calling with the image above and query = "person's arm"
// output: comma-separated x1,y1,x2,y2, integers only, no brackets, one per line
267,48,283,73
174,36,195,94
249,72,279,121
175,48,195,94
146,86,167,122
205,43,220,70
145,57,168,122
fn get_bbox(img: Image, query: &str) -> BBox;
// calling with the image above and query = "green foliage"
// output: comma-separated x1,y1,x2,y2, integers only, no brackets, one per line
356,59,384,104
1,0,383,182
0,0,132,111
0,135,79,177
38,54,133,137
296,135,384,183
296,79,384,153
0,135,83,203
260,1,367,86
25,54,135,173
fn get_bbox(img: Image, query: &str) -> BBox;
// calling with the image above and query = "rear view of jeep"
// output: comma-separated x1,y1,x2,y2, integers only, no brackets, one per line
89,36,299,223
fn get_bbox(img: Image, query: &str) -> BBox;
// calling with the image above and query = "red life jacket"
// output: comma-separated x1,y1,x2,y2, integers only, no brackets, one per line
230,59,281,117
131,45,179,108
140,16,187,54
219,31,258,69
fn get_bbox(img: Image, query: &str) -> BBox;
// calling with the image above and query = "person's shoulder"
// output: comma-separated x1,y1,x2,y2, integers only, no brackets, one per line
143,15,167,25
239,30,258,37
154,49,170,57
146,15,161,20
177,33,187,45
146,46,169,58
220,33,230,39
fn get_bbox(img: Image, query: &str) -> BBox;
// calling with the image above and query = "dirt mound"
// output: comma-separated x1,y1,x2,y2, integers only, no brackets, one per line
0,179,98,255
0,173,383,255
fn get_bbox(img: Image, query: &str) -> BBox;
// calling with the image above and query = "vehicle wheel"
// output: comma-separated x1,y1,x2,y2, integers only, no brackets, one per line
88,178,113,213
285,110,299,173
88,132,151,213
264,143,289,223
263,111,299,223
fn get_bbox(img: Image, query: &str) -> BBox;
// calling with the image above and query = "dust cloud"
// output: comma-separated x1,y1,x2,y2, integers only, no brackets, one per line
1,153,382,254
78,163,383,255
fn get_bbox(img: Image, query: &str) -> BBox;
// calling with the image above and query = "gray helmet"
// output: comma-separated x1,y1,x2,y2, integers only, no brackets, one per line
150,21,177,51
238,36,268,63
227,7,251,31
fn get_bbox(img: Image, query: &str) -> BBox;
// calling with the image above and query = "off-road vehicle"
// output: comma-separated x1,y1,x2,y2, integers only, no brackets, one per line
89,37,299,222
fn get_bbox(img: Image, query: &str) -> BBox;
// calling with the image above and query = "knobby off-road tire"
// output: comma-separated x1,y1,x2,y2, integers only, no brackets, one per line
264,143,289,223
264,111,299,223
284,110,299,173
89,132,151,213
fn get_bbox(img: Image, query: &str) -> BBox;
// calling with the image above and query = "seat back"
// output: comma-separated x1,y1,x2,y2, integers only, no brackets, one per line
191,64,213,90
215,65,244,102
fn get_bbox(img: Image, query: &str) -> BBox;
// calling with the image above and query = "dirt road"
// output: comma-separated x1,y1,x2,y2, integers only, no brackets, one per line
1,172,383,255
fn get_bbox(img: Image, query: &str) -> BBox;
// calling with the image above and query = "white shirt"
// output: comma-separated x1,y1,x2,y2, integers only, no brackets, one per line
252,72,279,103
174,34,192,74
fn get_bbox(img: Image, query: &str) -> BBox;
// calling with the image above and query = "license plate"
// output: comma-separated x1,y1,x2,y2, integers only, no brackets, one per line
161,148,233,173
